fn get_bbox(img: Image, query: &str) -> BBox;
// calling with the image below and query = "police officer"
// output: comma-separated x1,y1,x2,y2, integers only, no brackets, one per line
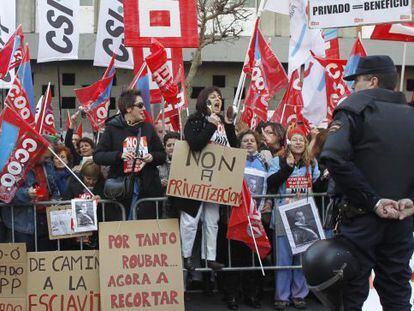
319,55,414,310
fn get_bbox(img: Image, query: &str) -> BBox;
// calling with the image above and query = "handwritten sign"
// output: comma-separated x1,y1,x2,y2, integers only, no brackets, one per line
0,243,27,311
27,250,100,310
167,141,246,206
309,0,412,28
99,219,184,310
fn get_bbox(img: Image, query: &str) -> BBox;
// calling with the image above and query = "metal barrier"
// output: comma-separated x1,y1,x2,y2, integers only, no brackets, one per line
0,199,127,252
132,193,330,272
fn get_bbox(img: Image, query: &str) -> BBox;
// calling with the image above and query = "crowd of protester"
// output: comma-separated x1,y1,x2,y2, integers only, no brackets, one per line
0,86,335,310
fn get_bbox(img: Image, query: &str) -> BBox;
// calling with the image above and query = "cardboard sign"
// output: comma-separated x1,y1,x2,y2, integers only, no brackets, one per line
309,0,412,29
99,219,184,310
0,243,27,310
167,141,247,206
27,250,100,310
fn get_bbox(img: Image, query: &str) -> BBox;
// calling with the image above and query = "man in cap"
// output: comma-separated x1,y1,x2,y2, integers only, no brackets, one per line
319,55,414,310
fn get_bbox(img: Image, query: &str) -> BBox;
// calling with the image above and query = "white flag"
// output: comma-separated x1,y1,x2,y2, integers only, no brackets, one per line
94,0,134,69
37,0,80,63
264,0,290,15
0,0,16,88
288,0,325,77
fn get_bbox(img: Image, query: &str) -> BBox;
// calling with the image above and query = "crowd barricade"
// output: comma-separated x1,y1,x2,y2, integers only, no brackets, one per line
132,193,330,272
0,199,127,251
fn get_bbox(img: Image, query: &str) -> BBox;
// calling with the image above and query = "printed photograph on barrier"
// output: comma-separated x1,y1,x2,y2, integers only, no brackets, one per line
279,197,325,254
72,199,97,232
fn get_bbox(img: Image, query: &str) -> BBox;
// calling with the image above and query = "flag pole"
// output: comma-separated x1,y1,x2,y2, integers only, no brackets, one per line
400,42,407,92
233,0,267,118
48,146,94,196
161,98,166,136
246,213,266,276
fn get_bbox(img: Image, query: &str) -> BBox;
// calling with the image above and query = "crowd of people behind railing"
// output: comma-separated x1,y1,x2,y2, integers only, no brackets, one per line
0,86,335,310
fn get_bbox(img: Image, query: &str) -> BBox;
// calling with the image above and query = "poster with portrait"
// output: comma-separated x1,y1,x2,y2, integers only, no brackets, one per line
71,199,98,233
279,198,325,255
244,167,267,211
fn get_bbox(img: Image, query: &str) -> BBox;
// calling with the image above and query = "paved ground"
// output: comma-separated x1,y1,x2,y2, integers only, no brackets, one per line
185,292,328,310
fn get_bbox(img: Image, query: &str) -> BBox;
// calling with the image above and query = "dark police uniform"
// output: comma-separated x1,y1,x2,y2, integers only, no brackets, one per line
320,66,414,309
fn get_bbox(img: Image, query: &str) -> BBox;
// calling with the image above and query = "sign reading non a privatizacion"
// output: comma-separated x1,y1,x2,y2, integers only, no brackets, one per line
27,250,100,310
99,219,184,311
0,243,27,311
167,141,247,206
309,0,412,29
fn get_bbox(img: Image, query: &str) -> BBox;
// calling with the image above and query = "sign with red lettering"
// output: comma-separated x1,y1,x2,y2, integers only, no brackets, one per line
0,243,27,311
27,250,100,310
124,0,199,47
166,141,246,206
99,219,184,310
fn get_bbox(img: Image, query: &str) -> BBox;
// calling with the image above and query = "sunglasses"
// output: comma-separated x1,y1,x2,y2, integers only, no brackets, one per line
133,102,145,109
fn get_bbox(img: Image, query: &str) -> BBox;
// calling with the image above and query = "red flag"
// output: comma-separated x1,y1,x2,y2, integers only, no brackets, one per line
75,60,116,132
35,84,57,136
145,39,180,104
371,22,414,42
0,107,49,203
323,29,340,59
65,111,71,130
0,25,24,79
343,37,367,85
271,70,304,127
76,123,83,137
241,106,254,128
4,76,36,127
227,180,271,259
312,54,349,122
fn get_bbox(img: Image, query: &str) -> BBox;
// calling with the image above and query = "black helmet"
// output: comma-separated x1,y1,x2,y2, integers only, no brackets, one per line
302,238,359,311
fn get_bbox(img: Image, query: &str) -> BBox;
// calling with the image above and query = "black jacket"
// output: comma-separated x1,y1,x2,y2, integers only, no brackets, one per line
63,174,105,200
93,114,166,200
171,112,238,217
65,128,82,166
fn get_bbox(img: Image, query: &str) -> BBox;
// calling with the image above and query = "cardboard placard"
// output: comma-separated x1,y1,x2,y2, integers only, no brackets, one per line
166,141,246,206
99,219,184,310
309,0,412,29
27,250,100,310
46,205,92,240
0,243,27,310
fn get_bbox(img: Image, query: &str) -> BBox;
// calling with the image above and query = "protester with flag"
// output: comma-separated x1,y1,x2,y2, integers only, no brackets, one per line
223,129,271,310
267,124,320,310
65,110,83,166
72,137,95,172
172,86,237,272
93,89,166,220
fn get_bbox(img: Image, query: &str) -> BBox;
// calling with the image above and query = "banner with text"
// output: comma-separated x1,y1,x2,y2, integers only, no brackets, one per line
167,141,246,206
0,243,27,311
99,219,185,310
94,0,134,69
309,0,412,29
27,250,100,310
37,0,80,62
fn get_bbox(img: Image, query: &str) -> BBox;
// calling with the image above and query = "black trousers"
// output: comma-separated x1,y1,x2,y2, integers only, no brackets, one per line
340,214,414,311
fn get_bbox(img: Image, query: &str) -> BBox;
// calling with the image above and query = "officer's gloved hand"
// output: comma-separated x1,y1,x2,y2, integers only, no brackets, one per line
397,199,414,220
374,199,399,219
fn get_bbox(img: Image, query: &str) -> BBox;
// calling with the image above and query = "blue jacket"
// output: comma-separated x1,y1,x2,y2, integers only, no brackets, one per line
1,161,61,234
267,157,320,236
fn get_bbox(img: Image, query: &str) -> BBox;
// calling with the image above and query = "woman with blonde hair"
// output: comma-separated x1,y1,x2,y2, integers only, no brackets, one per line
267,124,320,310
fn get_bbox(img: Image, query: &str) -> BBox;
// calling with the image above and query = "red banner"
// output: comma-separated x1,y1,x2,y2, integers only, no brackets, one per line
227,180,271,259
145,39,180,104
35,84,57,136
0,108,49,203
5,76,35,127
371,22,414,42
124,0,199,47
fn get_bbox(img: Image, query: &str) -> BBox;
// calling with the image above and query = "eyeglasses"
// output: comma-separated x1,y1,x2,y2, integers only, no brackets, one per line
133,102,145,109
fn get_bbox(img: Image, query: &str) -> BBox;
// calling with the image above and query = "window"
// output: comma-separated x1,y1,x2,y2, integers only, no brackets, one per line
62,73,75,86
233,87,246,99
112,75,117,86
62,97,76,109
191,87,203,99
213,75,226,88
42,85,55,97
110,97,116,110
407,79,414,91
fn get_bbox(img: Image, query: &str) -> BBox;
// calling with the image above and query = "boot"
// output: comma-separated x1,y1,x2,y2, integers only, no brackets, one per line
207,260,225,271
183,257,195,271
